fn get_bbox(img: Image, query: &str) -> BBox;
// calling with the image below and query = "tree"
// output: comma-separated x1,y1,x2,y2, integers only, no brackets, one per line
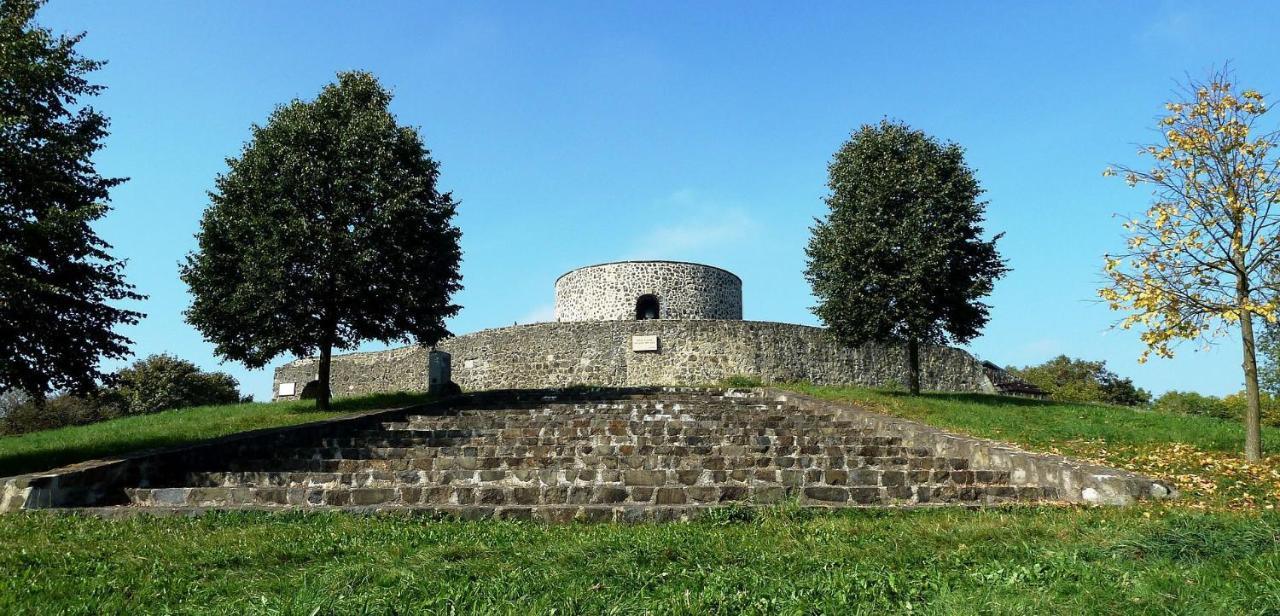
1100,68,1280,461
1256,319,1280,395
1006,355,1151,406
0,0,143,399
181,72,462,410
805,120,1008,394
112,354,243,415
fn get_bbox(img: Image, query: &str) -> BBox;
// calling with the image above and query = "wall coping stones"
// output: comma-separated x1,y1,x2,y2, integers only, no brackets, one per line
554,260,743,284
765,388,1177,505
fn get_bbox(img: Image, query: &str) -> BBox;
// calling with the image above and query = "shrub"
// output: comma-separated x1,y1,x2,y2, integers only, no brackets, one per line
1153,390,1280,427
1007,356,1151,406
1,392,121,435
112,354,244,416
720,375,764,388
1222,392,1280,427
1153,390,1234,420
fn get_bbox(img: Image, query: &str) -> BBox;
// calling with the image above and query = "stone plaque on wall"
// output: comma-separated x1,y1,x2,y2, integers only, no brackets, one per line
277,382,296,396
631,335,659,352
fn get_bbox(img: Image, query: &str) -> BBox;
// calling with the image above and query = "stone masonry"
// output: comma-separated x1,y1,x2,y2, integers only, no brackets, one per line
273,321,1005,400
0,388,1174,517
554,261,742,322
273,260,1043,400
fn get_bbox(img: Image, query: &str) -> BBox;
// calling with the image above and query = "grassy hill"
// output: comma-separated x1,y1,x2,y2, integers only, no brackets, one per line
0,392,432,478
1,386,1278,614
783,385,1280,510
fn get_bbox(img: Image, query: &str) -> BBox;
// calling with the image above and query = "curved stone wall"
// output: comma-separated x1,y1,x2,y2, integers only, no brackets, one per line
273,320,1001,399
553,261,743,322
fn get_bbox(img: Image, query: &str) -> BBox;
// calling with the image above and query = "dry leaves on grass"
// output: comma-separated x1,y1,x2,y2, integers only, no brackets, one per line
1047,440,1280,511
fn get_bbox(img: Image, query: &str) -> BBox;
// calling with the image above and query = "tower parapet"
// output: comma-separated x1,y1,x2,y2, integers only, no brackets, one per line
553,260,742,322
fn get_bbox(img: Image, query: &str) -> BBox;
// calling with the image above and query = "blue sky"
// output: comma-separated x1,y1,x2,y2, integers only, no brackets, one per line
34,1,1280,400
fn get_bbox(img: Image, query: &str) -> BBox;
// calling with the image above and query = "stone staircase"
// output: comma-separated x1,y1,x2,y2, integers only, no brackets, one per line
119,389,1060,520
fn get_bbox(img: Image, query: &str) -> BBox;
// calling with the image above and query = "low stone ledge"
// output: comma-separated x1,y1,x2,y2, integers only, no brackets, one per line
768,388,1176,505
0,400,453,513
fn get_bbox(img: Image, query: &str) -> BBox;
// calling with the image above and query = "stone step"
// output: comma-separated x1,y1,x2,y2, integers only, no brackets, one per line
184,466,1010,489
385,421,874,437
389,416,846,430
313,436,913,455
350,434,904,451
420,408,798,419
215,454,971,479
244,442,931,465
128,481,1052,509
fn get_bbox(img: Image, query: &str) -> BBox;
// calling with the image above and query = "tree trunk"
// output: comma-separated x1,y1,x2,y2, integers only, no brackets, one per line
316,341,333,411
1240,309,1263,461
906,338,921,396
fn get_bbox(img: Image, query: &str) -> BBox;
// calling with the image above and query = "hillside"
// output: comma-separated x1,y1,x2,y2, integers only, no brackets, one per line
0,386,1278,613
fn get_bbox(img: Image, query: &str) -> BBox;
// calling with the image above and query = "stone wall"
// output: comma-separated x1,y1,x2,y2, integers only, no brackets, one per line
273,320,999,400
554,261,742,321
274,345,430,400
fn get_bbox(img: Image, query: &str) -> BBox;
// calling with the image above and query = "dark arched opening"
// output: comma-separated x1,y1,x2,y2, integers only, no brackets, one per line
635,294,660,320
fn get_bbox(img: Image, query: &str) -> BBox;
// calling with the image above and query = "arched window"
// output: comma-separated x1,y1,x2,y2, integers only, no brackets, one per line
635,294,659,320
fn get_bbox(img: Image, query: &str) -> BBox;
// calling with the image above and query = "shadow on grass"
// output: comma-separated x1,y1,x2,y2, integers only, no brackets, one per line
877,390,1061,409
0,392,436,478
327,392,436,412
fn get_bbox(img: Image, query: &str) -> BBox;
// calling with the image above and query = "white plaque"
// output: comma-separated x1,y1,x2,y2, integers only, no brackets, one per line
277,382,296,396
631,335,659,352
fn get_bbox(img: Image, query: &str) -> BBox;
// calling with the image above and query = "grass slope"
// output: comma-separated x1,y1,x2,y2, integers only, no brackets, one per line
783,385,1280,510
3,386,1280,613
781,384,1280,452
2,508,1277,615
0,392,432,478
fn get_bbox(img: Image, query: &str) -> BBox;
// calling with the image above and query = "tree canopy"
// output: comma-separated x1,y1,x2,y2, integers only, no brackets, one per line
1101,68,1279,460
1007,355,1151,407
180,71,462,409
0,0,143,399
805,120,1007,394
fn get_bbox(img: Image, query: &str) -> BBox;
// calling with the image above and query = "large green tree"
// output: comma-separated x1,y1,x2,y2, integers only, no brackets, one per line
806,120,1007,394
181,72,462,410
0,0,143,399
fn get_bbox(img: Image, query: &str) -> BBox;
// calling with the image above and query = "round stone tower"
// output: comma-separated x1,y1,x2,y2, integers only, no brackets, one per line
554,260,742,322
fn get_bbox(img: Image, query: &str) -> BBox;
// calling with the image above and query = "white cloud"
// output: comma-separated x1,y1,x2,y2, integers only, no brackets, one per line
517,303,556,324
1139,7,1198,45
625,190,762,261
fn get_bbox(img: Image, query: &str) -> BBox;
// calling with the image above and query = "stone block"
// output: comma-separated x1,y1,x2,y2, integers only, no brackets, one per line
803,487,848,503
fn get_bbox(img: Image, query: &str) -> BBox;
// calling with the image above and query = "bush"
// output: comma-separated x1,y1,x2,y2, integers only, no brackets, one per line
112,354,244,415
1221,392,1280,427
720,375,763,388
1007,356,1151,406
1153,390,1234,420
1153,390,1280,427
1,392,121,435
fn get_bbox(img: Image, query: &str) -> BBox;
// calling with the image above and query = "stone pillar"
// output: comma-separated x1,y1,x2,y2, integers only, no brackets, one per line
427,350,452,394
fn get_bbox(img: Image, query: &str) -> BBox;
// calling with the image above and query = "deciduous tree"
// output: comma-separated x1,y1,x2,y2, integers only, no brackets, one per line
0,0,143,399
806,120,1007,394
1101,68,1280,460
1007,355,1150,407
181,72,462,410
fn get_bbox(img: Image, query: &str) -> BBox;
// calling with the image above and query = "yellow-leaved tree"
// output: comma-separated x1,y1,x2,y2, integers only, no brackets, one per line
1102,68,1280,461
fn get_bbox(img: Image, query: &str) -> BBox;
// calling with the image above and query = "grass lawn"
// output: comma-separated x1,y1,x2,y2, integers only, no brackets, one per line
3,386,1280,614
2,507,1277,614
0,392,432,478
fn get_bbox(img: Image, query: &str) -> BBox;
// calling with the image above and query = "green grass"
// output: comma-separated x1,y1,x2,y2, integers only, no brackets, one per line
782,384,1280,510
0,392,432,478
779,384,1280,453
1,507,1277,614
4,386,1280,613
